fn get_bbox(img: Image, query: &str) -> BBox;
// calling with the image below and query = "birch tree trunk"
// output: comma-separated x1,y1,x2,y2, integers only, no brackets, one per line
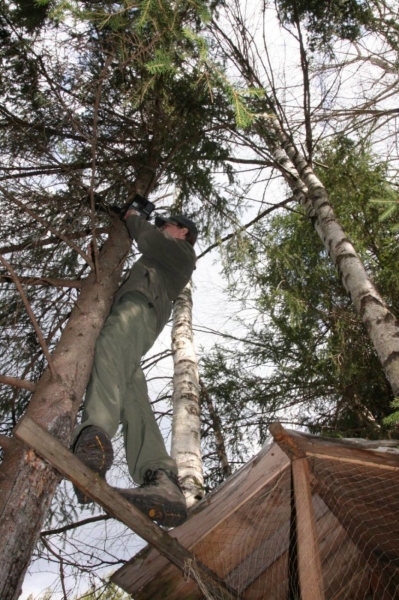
265,118,399,396
171,282,204,507
212,25,399,397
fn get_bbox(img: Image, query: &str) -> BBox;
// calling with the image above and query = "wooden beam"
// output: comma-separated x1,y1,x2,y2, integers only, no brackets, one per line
14,415,240,600
271,424,399,598
269,422,306,461
292,459,325,600
288,429,399,471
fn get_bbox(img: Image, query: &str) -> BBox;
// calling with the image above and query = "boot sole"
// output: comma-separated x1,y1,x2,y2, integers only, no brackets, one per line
117,490,187,527
73,428,114,505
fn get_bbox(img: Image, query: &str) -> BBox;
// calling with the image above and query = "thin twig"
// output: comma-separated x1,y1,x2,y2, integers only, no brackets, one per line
197,196,294,259
0,275,84,288
0,254,57,380
0,374,36,392
41,514,111,537
0,186,94,269
59,555,68,600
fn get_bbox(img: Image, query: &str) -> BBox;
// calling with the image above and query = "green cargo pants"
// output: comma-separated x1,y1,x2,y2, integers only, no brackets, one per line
72,291,177,484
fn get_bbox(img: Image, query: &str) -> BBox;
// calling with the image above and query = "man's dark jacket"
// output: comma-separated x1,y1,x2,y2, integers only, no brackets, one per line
114,215,196,335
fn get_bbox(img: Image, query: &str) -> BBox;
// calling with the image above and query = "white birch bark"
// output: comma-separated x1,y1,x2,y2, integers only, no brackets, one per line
171,281,204,507
264,116,399,396
212,27,399,397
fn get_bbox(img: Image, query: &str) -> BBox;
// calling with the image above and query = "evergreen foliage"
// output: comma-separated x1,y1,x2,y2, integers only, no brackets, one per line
274,0,399,61
0,0,240,440
275,0,374,50
200,137,399,488
2,0,399,594
27,582,131,599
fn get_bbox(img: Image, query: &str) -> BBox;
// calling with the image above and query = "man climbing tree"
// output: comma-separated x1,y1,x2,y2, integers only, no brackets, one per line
72,207,198,527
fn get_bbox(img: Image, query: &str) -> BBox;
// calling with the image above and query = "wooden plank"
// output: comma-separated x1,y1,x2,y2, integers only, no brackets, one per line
312,473,398,599
292,459,325,600
14,415,239,600
225,494,329,593
243,549,289,600
289,430,399,471
112,443,290,594
194,465,292,580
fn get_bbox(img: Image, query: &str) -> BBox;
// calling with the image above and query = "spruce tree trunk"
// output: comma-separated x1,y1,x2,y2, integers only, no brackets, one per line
171,282,204,507
200,379,231,480
266,118,399,396
0,217,131,600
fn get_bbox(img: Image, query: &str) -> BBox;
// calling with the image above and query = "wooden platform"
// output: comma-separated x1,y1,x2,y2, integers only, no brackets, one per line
15,416,399,600
111,426,399,600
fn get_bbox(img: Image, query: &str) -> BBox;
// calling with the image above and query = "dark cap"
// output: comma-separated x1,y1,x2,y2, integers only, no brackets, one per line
155,214,198,243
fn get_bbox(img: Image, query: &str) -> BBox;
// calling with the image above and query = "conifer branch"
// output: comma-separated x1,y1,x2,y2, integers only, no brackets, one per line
0,187,95,269
199,379,231,479
0,228,109,256
0,254,58,381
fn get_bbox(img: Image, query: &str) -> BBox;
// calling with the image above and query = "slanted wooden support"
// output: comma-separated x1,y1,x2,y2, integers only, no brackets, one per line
270,423,325,600
292,459,325,600
14,415,240,600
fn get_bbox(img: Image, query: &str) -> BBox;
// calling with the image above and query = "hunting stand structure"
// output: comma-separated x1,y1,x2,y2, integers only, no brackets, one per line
15,416,399,600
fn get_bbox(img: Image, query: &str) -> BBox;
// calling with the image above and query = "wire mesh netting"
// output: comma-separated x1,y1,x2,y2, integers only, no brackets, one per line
125,444,399,600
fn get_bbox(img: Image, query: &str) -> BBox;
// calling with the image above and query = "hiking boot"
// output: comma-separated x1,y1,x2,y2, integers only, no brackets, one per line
115,469,187,527
72,426,114,505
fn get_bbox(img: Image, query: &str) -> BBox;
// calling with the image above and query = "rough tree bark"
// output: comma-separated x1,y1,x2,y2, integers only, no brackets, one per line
171,281,204,507
0,216,130,599
0,175,153,600
200,378,232,480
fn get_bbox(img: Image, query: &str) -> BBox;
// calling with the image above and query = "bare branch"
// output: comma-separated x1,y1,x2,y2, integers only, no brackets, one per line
41,514,111,537
0,275,84,288
0,375,36,392
0,254,58,380
197,196,294,259
226,157,273,166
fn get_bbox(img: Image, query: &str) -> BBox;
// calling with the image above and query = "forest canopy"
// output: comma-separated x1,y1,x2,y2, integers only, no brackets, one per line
0,0,398,597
